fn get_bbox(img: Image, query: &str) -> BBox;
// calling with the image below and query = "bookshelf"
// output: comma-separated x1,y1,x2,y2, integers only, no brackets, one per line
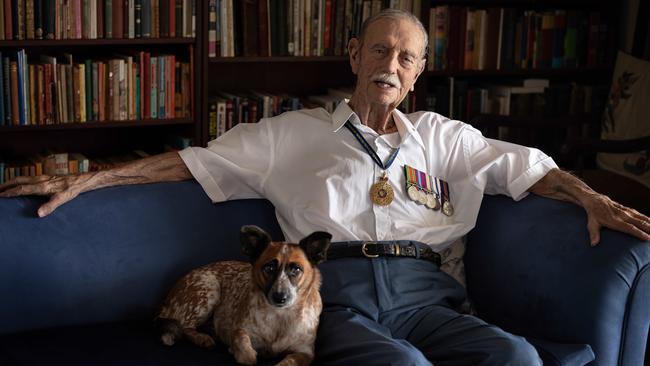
1,0,622,183
200,0,619,171
0,0,200,179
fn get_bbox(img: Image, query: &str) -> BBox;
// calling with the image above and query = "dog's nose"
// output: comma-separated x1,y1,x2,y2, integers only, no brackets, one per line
272,292,288,305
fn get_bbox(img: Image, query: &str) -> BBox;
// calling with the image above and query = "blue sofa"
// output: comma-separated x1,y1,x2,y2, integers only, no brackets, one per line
0,181,648,366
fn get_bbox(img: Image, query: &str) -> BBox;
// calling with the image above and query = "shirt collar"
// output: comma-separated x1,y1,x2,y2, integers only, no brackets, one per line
331,99,425,149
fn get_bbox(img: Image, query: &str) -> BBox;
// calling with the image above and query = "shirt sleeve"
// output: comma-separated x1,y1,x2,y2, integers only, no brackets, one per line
178,119,274,203
459,126,558,201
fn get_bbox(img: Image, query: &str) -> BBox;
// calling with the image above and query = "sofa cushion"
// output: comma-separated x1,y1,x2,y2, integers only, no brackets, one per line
0,322,282,366
0,321,595,366
527,337,595,366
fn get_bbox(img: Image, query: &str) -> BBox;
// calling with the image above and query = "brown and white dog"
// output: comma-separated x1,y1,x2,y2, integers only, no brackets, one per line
156,225,331,366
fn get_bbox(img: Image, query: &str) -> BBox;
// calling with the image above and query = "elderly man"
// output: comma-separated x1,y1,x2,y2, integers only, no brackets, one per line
2,9,649,366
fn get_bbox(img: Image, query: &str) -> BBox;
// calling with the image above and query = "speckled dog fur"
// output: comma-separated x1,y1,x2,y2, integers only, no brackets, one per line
156,226,331,366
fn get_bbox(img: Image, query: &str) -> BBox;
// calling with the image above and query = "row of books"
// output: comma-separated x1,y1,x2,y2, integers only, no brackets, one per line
427,7,614,71
0,0,196,40
425,78,610,124
0,49,193,126
0,150,150,184
209,0,422,58
0,137,195,183
207,86,417,140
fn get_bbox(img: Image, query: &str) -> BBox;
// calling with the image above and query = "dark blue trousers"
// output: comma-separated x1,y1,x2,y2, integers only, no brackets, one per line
315,253,542,366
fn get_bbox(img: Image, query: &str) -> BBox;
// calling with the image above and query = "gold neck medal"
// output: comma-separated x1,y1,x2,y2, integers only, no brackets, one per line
344,120,401,207
370,172,394,206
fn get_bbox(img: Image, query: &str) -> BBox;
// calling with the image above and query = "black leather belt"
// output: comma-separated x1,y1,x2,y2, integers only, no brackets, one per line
327,241,441,266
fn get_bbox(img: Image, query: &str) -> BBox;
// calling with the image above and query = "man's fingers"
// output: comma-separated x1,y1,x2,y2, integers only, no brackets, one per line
610,220,650,242
587,217,601,246
37,192,77,217
0,176,52,195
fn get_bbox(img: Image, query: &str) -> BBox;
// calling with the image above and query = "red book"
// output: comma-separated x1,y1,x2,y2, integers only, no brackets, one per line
257,0,269,57
4,0,12,40
97,0,104,38
113,0,124,39
324,0,332,51
143,52,150,119
169,0,175,37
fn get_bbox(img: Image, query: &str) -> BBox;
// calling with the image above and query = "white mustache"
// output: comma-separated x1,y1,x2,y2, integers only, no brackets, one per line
371,73,401,89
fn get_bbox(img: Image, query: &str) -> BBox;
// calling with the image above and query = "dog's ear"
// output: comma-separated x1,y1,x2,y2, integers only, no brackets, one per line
299,231,332,265
240,225,272,262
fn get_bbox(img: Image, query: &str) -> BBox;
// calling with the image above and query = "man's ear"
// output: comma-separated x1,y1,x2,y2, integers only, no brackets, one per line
299,231,332,265
348,38,360,75
240,225,272,262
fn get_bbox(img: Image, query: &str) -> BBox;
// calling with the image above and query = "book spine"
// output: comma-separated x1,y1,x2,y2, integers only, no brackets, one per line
25,0,34,38
128,0,134,37
141,0,149,37
134,0,141,37
0,55,4,126
29,64,35,124
168,0,174,37
105,0,112,37
3,57,11,124
112,0,123,38
174,0,181,37
159,0,168,37
208,0,216,57
16,0,24,40
10,61,20,125
3,0,11,40
150,56,157,118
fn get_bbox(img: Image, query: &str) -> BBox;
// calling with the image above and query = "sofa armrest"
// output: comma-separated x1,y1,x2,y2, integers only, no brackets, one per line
466,194,650,366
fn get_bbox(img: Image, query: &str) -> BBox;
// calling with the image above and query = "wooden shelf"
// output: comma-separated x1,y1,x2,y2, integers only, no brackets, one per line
469,113,599,128
0,38,196,48
209,56,349,63
425,67,613,77
0,118,194,133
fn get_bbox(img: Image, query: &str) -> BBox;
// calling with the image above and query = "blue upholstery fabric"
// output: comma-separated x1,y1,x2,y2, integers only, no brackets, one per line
467,194,650,366
0,181,283,335
0,181,648,365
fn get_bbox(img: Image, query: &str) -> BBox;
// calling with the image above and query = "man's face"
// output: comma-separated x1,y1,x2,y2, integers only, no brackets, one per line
349,17,425,110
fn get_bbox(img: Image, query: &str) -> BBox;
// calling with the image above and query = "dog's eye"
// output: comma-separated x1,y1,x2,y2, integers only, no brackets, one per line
263,260,278,274
288,264,303,277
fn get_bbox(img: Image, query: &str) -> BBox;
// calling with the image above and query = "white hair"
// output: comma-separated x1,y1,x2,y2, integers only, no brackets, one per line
357,8,428,60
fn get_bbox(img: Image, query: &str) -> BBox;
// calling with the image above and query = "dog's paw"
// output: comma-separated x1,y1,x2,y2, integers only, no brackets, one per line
160,333,176,346
233,348,257,365
185,329,216,348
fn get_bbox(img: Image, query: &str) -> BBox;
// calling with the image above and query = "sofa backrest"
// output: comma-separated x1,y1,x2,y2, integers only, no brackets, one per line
0,181,284,335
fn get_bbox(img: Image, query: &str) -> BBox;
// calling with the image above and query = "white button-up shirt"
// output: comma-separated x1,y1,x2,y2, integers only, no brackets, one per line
180,100,557,252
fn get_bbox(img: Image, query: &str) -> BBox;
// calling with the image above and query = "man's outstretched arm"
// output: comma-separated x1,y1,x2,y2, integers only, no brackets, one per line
528,168,650,245
0,151,192,217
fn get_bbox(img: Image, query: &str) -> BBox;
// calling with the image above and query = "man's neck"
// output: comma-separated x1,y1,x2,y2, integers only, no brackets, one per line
348,95,397,135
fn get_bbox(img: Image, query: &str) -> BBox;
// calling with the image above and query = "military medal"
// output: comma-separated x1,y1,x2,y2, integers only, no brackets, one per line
370,172,394,206
404,165,451,215
344,121,400,206
424,174,440,210
439,179,454,216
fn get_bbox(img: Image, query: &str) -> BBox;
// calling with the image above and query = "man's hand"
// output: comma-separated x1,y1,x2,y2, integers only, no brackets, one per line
529,169,650,245
579,190,650,245
0,151,193,217
0,174,92,217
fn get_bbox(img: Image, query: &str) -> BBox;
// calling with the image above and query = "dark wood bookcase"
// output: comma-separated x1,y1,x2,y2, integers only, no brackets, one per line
1,0,622,177
0,8,203,160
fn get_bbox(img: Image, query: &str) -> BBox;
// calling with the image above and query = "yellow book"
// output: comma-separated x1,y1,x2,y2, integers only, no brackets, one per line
79,63,86,122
